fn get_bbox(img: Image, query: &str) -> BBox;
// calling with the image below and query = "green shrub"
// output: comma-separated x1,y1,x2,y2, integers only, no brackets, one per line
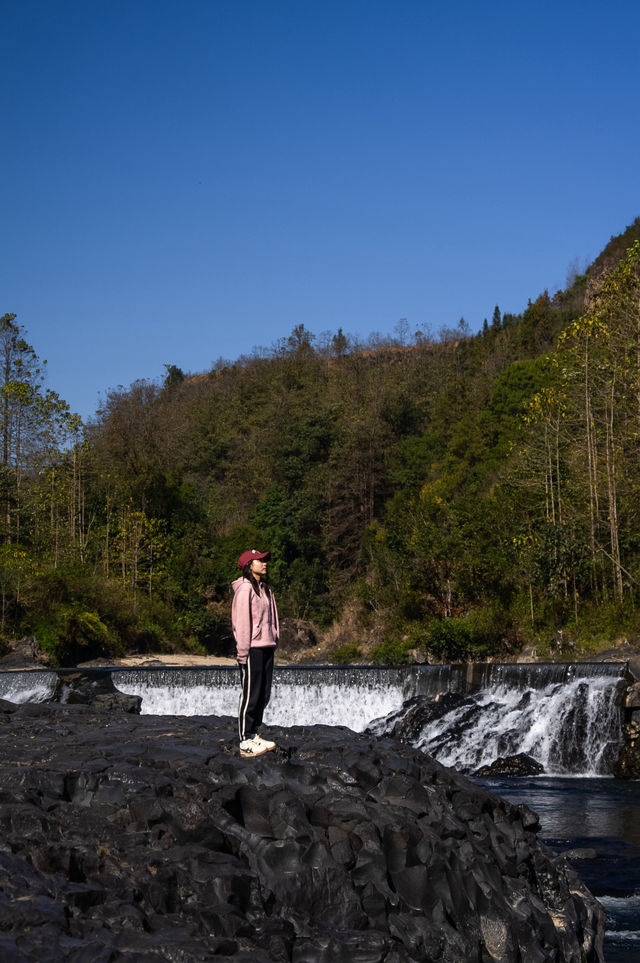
572,601,640,645
329,642,361,664
30,605,123,667
22,566,188,665
532,600,640,661
61,609,122,665
370,638,414,665
427,618,481,662
428,619,470,661
425,604,519,662
178,605,227,653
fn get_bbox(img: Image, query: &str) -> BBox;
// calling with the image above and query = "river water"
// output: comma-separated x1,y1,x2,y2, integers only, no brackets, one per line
474,776,640,962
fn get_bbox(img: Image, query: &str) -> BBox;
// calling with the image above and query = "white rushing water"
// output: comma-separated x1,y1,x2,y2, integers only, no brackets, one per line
365,667,627,776
411,677,623,775
113,668,418,732
0,670,57,704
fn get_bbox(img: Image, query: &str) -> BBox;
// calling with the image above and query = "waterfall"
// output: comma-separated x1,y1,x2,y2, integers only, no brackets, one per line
112,665,453,731
368,666,627,777
0,663,627,776
0,670,57,704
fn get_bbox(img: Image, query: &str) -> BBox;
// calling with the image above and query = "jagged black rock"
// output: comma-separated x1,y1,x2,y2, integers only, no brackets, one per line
0,694,604,962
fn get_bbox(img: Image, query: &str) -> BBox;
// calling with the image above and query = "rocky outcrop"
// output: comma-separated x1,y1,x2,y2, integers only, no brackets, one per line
474,753,545,777
613,663,640,778
0,698,604,961
278,617,318,656
0,635,50,669
53,668,143,713
367,691,476,745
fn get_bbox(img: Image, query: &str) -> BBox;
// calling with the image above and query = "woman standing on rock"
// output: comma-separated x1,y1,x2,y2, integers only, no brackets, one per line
232,549,279,758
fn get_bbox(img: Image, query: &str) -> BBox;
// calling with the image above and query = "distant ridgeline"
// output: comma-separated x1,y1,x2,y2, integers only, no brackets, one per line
2,217,640,665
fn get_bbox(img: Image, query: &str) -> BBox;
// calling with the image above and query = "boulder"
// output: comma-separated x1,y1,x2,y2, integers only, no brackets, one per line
53,668,142,713
614,676,640,778
627,654,640,681
474,752,545,777
0,635,50,668
624,681,640,708
278,617,318,654
0,701,605,961
613,734,640,779
592,640,640,663
367,691,475,743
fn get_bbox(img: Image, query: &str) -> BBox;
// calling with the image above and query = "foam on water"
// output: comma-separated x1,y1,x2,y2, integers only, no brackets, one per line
112,667,419,731
0,670,57,704
405,675,625,775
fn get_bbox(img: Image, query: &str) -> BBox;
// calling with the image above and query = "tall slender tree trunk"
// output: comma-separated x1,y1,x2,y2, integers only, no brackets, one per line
605,379,623,600
545,426,555,524
555,419,562,526
583,339,599,586
104,496,111,578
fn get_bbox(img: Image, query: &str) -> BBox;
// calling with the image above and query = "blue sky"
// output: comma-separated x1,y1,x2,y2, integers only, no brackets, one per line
2,0,639,421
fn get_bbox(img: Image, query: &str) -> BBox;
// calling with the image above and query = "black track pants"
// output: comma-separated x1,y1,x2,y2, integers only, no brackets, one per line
238,647,275,741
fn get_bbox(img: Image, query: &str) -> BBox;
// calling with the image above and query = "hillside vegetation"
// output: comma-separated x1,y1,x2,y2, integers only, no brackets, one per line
3,217,640,666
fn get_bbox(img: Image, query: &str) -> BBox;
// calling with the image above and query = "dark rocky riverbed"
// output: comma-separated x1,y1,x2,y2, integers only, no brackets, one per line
0,694,604,962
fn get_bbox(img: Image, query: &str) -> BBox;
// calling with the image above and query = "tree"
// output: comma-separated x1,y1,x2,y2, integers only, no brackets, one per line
163,364,185,390
0,314,79,545
0,315,42,473
331,328,349,356
113,507,167,600
286,324,315,358
394,318,410,347
517,242,640,606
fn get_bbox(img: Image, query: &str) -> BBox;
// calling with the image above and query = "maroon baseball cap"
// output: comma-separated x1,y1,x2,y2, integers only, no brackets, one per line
237,549,271,569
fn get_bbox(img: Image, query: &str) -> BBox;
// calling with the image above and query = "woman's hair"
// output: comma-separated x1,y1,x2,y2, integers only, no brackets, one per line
242,561,268,595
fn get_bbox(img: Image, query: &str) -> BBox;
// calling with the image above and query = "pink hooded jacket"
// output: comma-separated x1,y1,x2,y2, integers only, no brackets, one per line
231,576,279,664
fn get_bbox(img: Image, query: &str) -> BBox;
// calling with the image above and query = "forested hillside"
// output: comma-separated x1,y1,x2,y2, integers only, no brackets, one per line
3,218,640,666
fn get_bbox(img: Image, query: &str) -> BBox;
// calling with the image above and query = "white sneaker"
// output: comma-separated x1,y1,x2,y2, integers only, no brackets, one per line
239,737,271,759
254,734,276,751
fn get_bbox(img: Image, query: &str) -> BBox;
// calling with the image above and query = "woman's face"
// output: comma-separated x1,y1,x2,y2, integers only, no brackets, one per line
250,558,268,579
